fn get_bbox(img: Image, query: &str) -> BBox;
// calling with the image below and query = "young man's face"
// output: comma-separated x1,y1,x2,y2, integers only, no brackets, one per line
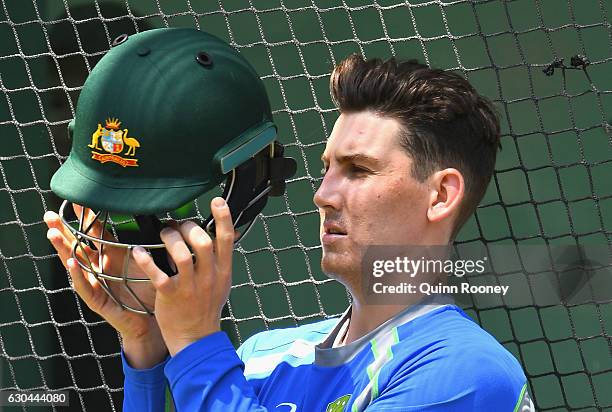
314,111,432,281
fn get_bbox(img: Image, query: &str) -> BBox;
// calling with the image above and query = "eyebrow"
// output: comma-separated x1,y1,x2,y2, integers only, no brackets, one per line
321,152,381,166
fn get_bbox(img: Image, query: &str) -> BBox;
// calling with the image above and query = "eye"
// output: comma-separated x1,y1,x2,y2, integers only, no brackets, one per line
320,164,328,176
349,164,371,175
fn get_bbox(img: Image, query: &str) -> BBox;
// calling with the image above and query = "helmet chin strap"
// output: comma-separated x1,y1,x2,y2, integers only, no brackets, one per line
134,142,296,277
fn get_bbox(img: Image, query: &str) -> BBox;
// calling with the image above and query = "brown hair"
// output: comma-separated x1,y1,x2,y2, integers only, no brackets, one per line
329,54,501,236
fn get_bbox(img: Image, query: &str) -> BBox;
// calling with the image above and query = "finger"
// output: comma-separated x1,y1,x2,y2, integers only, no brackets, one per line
72,203,97,233
132,246,174,295
159,227,195,279
44,211,76,243
72,204,117,247
67,257,97,305
46,227,74,266
210,197,234,275
45,210,103,265
178,221,213,274
71,206,133,272
47,226,96,266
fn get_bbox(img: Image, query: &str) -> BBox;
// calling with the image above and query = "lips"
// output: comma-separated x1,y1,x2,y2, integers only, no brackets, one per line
323,222,347,235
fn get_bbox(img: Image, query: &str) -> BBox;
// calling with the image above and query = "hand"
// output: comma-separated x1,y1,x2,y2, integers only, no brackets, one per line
132,197,235,356
44,206,167,368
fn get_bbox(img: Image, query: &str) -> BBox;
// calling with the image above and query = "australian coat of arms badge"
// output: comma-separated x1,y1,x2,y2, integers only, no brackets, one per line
89,118,140,167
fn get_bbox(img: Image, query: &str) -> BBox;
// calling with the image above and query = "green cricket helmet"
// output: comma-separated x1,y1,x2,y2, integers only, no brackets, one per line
51,28,296,314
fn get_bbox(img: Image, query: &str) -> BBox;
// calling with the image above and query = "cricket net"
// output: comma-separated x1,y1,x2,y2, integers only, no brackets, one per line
0,0,610,410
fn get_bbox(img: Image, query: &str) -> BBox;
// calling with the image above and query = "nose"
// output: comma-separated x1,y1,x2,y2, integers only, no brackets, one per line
313,167,342,210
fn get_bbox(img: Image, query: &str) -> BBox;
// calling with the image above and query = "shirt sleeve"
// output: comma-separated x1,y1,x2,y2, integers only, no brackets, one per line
164,331,269,412
121,350,169,412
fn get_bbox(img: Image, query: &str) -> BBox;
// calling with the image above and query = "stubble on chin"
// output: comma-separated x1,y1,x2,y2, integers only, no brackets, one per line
321,249,364,294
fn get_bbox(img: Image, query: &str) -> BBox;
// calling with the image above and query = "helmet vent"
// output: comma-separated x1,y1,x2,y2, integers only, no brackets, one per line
111,33,129,47
196,51,213,67
137,47,151,57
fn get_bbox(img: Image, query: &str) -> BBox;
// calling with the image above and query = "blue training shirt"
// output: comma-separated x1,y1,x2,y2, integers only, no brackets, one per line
122,295,534,411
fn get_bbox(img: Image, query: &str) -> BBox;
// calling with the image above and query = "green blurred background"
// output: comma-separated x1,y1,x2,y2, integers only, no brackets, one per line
1,0,610,410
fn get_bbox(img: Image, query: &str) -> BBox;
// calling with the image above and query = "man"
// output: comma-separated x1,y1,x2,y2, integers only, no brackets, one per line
45,51,533,410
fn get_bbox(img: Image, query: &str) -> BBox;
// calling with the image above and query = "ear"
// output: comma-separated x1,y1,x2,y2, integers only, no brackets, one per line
426,168,464,224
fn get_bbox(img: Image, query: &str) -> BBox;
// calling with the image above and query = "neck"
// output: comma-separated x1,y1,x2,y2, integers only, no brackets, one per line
342,301,407,345
332,264,444,345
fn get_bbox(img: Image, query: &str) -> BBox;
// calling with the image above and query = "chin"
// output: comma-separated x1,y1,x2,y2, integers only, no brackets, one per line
321,253,360,282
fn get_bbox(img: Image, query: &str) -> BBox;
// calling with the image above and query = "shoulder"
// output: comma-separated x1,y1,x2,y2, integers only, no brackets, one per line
236,317,339,380
399,305,519,361
388,305,527,408
238,317,338,355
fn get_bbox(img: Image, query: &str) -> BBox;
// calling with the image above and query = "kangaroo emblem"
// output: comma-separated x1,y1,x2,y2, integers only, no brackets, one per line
88,124,104,150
